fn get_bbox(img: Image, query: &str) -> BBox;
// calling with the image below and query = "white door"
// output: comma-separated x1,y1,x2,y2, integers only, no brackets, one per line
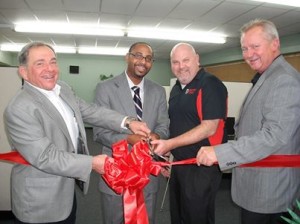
0,67,21,210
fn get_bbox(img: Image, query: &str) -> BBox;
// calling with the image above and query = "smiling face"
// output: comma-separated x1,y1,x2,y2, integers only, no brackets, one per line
170,43,200,85
241,26,280,74
19,45,59,90
125,43,153,84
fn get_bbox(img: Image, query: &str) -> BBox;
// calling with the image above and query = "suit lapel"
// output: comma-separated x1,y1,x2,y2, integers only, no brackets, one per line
114,74,137,117
241,56,283,117
24,83,74,148
142,79,153,120
59,84,87,142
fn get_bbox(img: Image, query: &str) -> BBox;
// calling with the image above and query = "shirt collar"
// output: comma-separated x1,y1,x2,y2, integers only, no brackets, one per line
125,70,144,90
26,81,61,97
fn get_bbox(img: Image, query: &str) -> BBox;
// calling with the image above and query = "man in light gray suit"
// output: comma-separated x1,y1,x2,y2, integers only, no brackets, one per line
93,42,169,224
4,42,150,224
197,19,300,224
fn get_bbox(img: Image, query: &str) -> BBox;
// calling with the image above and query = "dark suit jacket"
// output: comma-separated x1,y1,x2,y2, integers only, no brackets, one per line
4,81,126,223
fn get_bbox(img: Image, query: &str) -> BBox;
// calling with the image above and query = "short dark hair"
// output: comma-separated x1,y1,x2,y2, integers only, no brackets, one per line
128,42,154,57
18,42,56,66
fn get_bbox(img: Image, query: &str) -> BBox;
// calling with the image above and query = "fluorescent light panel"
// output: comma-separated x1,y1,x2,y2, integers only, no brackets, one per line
251,0,300,7
14,22,227,44
127,28,226,44
1,43,128,55
14,22,124,36
0,43,76,54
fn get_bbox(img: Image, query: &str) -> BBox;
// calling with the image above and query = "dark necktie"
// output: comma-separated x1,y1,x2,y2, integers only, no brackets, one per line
131,86,143,121
251,73,261,86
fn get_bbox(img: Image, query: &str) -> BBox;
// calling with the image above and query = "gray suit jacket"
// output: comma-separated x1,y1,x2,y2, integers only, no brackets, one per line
4,81,126,223
215,56,300,213
93,72,169,195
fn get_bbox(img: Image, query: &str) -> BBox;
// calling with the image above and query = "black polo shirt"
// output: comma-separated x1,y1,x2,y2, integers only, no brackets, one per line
169,68,228,160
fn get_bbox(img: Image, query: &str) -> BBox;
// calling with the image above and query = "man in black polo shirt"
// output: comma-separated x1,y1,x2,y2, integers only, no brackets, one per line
152,43,228,224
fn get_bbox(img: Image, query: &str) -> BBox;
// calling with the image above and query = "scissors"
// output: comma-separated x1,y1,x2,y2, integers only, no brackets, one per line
145,137,169,162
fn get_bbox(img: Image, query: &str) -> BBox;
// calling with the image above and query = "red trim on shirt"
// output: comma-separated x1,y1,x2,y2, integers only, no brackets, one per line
196,90,227,146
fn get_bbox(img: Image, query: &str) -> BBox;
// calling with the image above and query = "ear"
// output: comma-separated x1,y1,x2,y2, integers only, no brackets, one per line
271,38,280,51
18,65,28,81
196,53,201,66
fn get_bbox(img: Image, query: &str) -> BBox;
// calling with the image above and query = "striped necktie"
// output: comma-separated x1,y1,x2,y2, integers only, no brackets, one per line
131,86,143,121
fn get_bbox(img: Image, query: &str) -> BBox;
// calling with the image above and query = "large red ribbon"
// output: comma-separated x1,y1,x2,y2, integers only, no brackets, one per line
102,140,161,224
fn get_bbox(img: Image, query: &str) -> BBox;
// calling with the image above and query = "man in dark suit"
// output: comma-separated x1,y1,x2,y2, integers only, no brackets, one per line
93,42,169,224
4,41,150,224
197,19,300,224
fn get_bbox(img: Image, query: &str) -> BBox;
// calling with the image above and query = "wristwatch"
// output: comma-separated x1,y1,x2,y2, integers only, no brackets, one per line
125,117,138,131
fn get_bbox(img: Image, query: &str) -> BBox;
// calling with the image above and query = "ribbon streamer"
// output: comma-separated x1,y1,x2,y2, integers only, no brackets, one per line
2,149,300,168
102,140,161,224
153,155,300,168
0,151,29,165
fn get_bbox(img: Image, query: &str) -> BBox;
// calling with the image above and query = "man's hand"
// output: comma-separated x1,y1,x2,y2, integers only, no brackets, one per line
151,139,173,156
92,154,108,174
127,134,144,146
196,146,217,166
129,120,151,137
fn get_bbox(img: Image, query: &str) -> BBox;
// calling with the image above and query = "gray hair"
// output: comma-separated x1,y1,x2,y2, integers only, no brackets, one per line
240,19,279,43
18,42,56,66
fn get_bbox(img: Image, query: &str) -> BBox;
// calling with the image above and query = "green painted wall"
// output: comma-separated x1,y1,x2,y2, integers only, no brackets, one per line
57,54,173,102
0,51,14,66
1,32,299,102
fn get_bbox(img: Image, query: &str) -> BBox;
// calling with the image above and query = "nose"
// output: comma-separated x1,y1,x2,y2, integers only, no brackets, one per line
45,63,57,71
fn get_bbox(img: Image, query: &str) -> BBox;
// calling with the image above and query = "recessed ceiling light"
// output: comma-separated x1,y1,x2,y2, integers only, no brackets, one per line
127,28,226,44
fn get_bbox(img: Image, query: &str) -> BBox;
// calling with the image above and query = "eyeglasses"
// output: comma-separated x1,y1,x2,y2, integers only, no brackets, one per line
129,52,154,63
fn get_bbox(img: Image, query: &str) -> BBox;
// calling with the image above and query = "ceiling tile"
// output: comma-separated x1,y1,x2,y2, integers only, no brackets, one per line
135,0,181,17
25,0,64,10
66,12,99,24
168,0,221,20
0,8,37,23
101,0,140,15
63,0,101,13
0,0,28,9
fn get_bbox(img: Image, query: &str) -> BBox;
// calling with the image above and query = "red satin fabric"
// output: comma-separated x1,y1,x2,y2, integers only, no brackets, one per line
0,151,29,165
153,155,300,168
102,140,161,224
239,155,300,168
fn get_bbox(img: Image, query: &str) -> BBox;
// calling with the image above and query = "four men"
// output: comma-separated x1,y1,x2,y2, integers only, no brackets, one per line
3,18,299,224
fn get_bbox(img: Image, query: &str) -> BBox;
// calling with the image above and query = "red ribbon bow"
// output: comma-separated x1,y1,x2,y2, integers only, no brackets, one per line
102,139,161,224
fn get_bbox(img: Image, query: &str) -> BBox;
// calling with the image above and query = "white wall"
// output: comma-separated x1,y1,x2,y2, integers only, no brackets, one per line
0,67,21,210
223,81,252,118
165,78,252,118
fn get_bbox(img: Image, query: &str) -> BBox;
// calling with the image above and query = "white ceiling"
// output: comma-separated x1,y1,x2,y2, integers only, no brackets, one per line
0,0,299,59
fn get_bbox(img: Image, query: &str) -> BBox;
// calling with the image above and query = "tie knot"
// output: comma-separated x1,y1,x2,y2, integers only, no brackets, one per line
132,86,140,94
